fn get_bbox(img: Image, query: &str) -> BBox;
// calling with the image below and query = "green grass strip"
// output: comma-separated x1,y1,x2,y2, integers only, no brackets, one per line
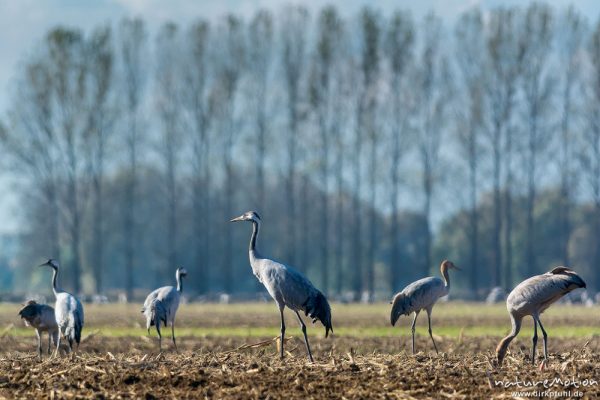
7,325,599,338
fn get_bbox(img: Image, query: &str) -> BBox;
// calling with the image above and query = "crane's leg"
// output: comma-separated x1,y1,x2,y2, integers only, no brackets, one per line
171,321,178,352
35,330,42,357
156,321,162,352
53,331,61,358
294,310,314,363
47,331,52,355
410,311,419,354
278,304,286,360
426,308,439,354
531,317,538,364
537,318,548,361
50,330,58,355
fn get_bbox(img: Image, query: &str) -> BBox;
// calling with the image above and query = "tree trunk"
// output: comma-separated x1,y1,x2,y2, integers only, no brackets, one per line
503,127,513,289
492,124,502,289
468,133,478,297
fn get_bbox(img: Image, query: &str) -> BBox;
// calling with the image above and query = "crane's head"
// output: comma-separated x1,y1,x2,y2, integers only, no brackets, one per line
441,260,460,272
230,211,261,223
176,267,188,278
18,300,39,320
39,259,59,270
390,292,406,326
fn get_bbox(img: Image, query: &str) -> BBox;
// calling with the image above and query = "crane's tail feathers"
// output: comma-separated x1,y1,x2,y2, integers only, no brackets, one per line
146,299,168,332
303,291,333,338
390,293,407,326
549,267,587,289
64,313,83,346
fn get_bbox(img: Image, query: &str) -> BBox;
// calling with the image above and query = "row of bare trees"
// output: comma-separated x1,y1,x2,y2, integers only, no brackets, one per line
2,3,600,300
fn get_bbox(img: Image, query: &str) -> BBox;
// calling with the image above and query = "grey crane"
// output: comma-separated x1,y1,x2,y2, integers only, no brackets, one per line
496,267,586,366
141,267,187,351
390,260,460,354
18,300,59,356
39,259,84,355
230,211,332,362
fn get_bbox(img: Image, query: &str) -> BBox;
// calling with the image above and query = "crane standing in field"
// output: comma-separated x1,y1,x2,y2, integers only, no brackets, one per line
18,300,59,356
496,267,586,367
230,211,333,362
390,260,460,354
39,259,84,356
142,267,187,351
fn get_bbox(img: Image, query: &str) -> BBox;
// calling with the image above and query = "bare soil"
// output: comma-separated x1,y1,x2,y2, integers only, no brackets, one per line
1,335,598,399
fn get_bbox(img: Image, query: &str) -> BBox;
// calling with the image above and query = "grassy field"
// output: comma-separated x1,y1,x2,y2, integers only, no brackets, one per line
1,302,599,398
2,301,599,338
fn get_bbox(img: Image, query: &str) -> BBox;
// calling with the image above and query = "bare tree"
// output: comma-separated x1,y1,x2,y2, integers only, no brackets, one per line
583,17,600,292
248,10,273,212
1,57,62,264
556,7,585,267
455,9,485,297
47,28,90,293
362,8,381,299
385,10,414,294
118,18,147,300
331,26,352,296
183,19,212,293
155,23,182,283
415,13,450,277
520,3,554,278
280,6,308,269
85,26,114,294
183,20,213,293
349,8,380,299
215,15,245,292
485,9,523,289
308,6,341,292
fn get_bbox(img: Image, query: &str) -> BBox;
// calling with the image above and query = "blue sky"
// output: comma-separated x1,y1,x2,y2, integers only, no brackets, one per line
0,0,599,232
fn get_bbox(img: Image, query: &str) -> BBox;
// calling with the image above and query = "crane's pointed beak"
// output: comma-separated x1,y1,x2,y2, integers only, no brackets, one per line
453,265,462,271
38,262,49,268
230,215,244,222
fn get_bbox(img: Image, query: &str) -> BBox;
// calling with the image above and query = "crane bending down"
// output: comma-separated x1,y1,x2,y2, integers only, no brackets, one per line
142,267,187,351
390,260,460,354
39,259,84,356
18,300,59,356
496,267,586,366
230,211,333,362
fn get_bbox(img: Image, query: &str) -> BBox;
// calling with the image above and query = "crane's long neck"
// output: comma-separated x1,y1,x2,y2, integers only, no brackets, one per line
51,267,59,296
249,220,259,253
176,273,183,292
441,265,450,288
496,314,522,366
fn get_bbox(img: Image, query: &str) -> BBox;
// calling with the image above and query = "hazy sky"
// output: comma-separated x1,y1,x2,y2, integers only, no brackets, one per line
0,0,599,233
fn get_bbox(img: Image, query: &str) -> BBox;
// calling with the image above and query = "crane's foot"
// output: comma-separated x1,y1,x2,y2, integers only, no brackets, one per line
538,359,548,371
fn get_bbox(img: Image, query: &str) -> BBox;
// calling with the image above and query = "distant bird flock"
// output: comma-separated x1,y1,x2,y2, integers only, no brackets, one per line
18,211,587,368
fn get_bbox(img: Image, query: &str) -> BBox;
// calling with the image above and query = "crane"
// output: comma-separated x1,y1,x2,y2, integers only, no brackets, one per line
142,267,187,351
39,259,84,356
496,266,586,366
230,211,332,362
390,260,460,354
18,300,59,356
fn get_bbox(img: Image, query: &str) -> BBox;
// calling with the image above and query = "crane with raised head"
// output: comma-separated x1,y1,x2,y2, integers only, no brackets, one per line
496,267,586,367
39,259,84,356
142,267,187,351
390,260,460,354
18,300,59,356
230,211,332,363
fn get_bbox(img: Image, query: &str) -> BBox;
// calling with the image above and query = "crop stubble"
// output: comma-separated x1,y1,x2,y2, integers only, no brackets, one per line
0,335,598,399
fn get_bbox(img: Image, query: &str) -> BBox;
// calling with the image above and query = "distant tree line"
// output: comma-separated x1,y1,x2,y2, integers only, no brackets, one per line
1,3,599,300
